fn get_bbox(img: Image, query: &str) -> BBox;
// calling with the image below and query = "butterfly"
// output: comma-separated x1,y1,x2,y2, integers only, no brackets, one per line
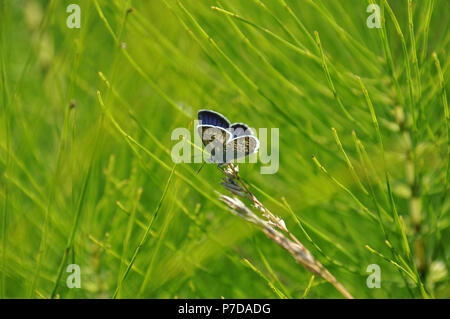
197,109,259,164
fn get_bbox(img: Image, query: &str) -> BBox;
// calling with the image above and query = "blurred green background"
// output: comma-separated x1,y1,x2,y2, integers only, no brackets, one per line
0,0,449,298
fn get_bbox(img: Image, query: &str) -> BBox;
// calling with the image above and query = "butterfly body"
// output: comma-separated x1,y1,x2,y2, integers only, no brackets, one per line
197,109,259,164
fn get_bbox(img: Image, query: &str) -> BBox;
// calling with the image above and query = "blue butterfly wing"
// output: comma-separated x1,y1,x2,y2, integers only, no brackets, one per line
197,110,232,159
197,110,230,129
229,122,253,138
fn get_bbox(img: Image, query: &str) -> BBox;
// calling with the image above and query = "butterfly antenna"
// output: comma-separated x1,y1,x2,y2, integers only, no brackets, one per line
196,162,206,175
